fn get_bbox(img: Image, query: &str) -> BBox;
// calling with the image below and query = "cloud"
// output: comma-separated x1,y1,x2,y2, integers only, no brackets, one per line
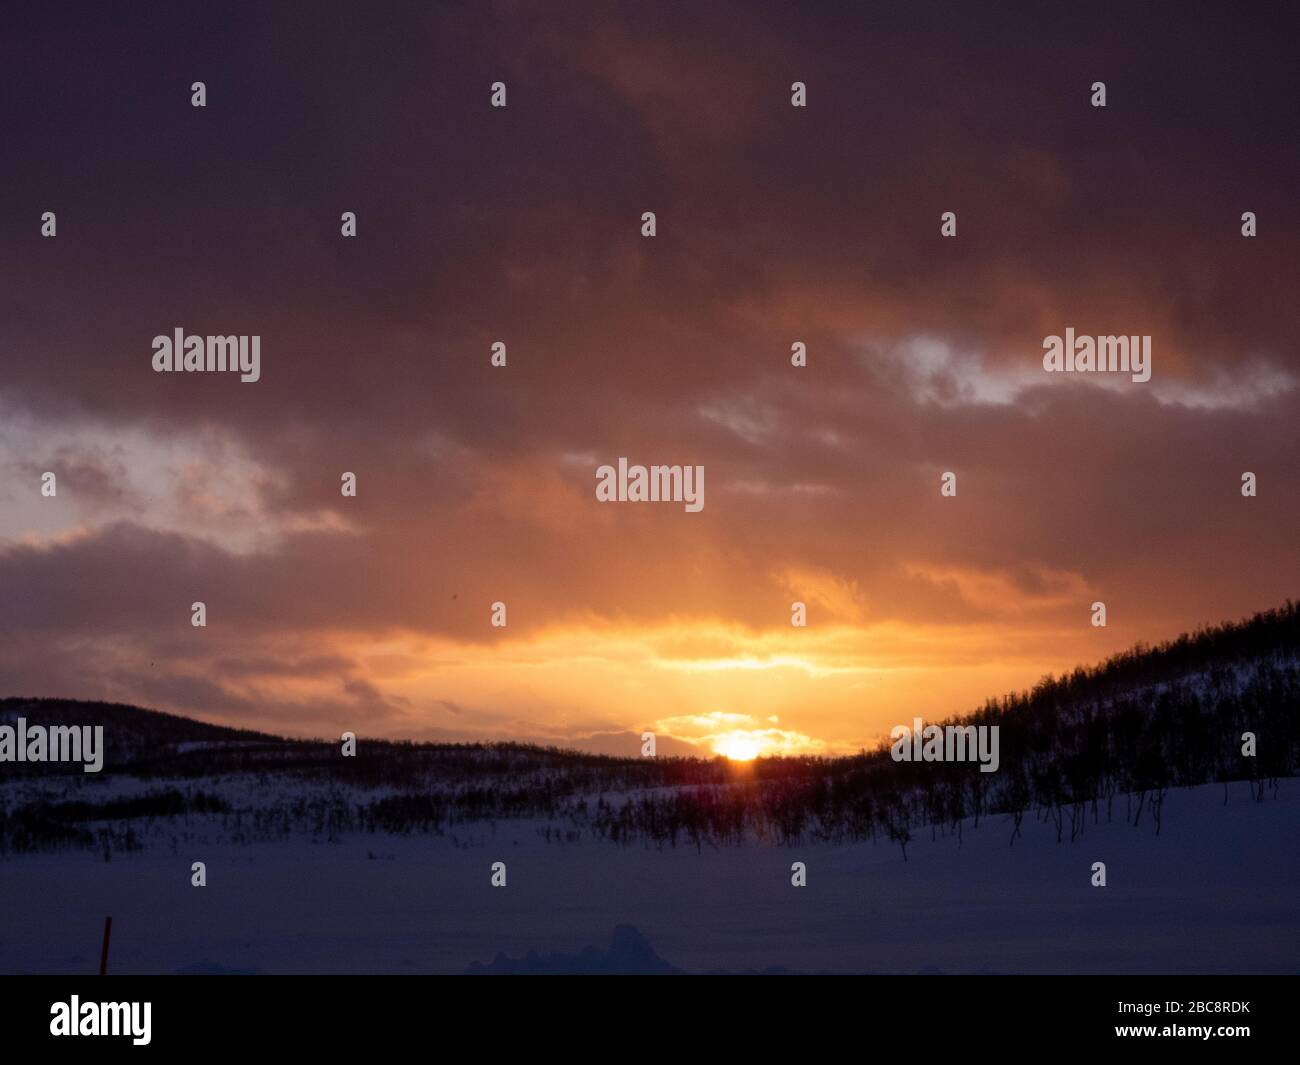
0,3,1297,749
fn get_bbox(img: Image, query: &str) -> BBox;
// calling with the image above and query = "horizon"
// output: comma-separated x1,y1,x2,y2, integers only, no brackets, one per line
4,596,1292,759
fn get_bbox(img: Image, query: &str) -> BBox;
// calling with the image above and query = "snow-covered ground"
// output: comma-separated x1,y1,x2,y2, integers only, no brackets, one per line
1,779,1295,974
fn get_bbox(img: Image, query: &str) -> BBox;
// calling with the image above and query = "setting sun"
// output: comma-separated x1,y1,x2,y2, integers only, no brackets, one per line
713,733,763,761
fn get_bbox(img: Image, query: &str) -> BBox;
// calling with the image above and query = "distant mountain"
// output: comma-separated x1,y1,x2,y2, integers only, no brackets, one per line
0,697,277,776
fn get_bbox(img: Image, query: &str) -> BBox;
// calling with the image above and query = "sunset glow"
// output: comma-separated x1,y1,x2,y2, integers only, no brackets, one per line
712,733,764,761
0,4,1294,762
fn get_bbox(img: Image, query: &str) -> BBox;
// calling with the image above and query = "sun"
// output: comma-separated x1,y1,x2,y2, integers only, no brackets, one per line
714,734,762,761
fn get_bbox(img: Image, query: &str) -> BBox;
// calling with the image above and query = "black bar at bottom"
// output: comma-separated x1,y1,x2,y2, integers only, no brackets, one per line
0,974,1290,1052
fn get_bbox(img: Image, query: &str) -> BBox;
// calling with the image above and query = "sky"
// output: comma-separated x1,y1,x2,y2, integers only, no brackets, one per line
1,1,1297,757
